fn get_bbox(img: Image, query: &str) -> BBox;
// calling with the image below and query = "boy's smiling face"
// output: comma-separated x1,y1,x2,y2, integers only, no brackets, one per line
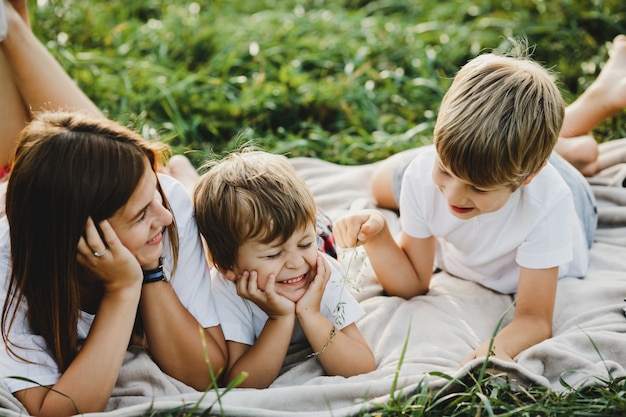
224,222,319,303
431,156,514,219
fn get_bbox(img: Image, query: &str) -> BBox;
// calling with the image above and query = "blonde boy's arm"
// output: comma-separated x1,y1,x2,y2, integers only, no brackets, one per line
335,210,433,298
299,316,376,377
463,266,558,364
224,315,295,388
334,209,434,298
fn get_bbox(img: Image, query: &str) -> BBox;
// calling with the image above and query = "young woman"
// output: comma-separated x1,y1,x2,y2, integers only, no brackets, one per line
0,2,226,416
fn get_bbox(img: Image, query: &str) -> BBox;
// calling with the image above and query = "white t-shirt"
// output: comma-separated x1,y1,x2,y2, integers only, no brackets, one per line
0,174,218,393
212,253,364,346
400,146,588,294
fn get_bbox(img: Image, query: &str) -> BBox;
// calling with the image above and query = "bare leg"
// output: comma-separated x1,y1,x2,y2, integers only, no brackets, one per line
0,0,102,168
0,0,29,168
0,45,28,168
9,0,29,27
554,34,626,176
370,154,402,210
163,155,200,195
595,137,626,172
1,2,101,116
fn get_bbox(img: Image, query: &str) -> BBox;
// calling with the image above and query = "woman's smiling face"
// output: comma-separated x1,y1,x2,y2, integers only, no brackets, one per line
107,161,173,268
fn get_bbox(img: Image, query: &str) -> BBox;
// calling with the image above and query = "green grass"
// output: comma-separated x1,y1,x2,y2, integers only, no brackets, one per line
28,0,626,415
34,0,626,166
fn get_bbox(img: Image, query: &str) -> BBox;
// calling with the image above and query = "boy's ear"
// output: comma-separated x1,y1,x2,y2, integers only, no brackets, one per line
222,268,238,282
521,161,548,186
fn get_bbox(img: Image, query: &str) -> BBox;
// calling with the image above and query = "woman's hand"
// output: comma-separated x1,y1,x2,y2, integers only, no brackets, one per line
76,217,142,293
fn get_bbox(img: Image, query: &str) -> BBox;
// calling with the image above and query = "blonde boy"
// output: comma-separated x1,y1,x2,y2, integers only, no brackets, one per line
334,53,594,363
193,150,375,388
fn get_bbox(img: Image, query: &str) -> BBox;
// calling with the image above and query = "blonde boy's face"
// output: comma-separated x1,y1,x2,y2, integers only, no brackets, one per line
432,156,514,219
226,222,319,303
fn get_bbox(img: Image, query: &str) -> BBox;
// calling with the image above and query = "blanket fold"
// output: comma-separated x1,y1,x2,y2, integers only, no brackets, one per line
1,153,625,417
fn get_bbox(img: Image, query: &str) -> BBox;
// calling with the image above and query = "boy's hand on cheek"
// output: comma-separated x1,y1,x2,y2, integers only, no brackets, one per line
236,270,295,319
296,253,330,317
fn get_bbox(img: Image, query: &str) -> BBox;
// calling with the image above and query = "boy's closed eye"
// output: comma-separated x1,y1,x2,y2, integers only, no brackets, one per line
471,186,488,194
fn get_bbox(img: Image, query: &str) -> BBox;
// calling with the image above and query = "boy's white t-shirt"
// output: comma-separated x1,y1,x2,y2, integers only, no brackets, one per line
400,146,588,294
0,174,218,393
212,253,364,346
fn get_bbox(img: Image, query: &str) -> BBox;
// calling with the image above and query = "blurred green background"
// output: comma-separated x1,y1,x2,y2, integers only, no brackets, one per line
34,0,626,165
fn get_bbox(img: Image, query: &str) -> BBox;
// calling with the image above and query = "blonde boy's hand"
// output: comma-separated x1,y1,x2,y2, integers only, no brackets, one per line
236,270,295,319
334,209,387,248
296,253,330,317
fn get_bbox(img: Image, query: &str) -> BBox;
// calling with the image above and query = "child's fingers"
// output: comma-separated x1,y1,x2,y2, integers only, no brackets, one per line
315,253,330,286
264,273,278,295
305,254,329,296
247,270,259,292
239,270,268,303
334,216,364,247
357,212,385,242
235,270,252,297
335,210,384,247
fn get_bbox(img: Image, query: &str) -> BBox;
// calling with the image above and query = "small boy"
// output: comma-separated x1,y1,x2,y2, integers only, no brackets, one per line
334,53,596,364
193,150,375,388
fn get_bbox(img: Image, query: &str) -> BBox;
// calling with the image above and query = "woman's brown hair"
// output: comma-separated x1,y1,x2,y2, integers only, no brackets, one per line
1,111,178,371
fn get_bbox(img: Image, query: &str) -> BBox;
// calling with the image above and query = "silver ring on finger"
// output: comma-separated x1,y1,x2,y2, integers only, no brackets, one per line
93,249,108,258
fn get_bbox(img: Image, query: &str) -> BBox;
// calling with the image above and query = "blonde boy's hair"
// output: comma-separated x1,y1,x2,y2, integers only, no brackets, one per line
193,149,317,272
434,53,565,189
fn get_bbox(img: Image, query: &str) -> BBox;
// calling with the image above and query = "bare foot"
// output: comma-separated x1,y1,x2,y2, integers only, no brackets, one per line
555,35,626,175
163,154,199,195
553,135,599,177
583,34,626,116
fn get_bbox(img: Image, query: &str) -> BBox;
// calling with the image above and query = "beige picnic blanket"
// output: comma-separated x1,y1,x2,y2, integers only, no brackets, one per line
1,153,626,417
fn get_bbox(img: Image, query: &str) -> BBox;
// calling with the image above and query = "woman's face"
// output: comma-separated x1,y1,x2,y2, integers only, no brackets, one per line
107,161,173,268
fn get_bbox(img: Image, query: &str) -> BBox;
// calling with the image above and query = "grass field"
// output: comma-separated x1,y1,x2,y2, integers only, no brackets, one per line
30,1,626,415
34,0,626,167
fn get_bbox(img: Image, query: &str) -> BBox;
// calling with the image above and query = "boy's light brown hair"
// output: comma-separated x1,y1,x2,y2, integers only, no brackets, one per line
434,53,565,189
193,149,317,272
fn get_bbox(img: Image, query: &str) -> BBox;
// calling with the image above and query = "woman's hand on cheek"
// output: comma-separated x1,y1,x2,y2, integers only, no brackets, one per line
236,270,294,319
77,217,143,293
296,253,330,316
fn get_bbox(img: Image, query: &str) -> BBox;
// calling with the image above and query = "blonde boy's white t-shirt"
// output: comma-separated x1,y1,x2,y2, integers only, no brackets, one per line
0,174,218,393
400,146,588,294
212,253,364,346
